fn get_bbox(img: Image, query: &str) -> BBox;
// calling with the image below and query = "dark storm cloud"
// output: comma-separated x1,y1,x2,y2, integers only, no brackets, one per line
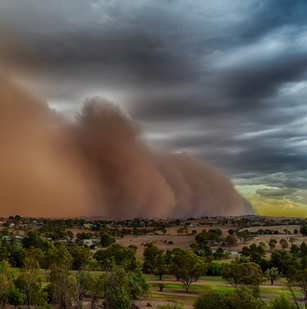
0,0,307,197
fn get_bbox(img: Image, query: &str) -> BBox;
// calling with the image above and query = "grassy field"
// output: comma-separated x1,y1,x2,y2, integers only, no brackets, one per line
11,266,294,300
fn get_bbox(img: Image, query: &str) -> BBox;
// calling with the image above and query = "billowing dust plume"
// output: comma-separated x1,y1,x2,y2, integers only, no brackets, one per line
0,77,94,217
0,78,253,218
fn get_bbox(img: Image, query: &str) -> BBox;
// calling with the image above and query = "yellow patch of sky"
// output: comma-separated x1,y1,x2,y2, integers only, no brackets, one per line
236,185,307,217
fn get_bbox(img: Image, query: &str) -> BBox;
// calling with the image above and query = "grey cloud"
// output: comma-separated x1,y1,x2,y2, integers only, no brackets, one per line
256,188,298,197
0,0,307,206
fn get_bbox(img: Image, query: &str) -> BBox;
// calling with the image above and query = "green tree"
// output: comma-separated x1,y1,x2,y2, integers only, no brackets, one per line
156,254,167,280
94,244,137,271
300,225,307,236
87,274,104,309
300,241,307,258
170,250,207,292
269,239,278,252
70,246,92,270
220,262,265,288
237,230,252,243
203,245,212,258
265,267,280,285
15,257,41,309
103,265,151,309
0,260,15,308
286,268,307,308
226,235,237,247
76,232,93,240
100,234,114,247
47,248,73,309
289,237,295,245
214,247,225,259
279,238,289,249
228,229,235,235
88,258,100,271
161,227,167,235
67,231,74,241
290,244,300,256
271,249,300,274
21,231,50,251
143,242,164,274
8,288,25,309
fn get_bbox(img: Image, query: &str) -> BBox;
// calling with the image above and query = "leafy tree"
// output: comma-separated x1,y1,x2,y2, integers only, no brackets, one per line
289,237,295,245
170,250,207,292
0,260,15,308
21,231,50,251
70,246,92,270
290,244,300,256
87,274,104,309
45,246,73,272
226,235,237,247
67,231,74,241
271,249,300,274
214,247,225,259
8,288,25,309
300,241,307,258
259,242,266,248
88,258,100,271
238,255,249,264
194,288,266,309
103,265,151,309
46,248,73,309
265,267,280,285
286,267,307,308
195,229,221,245
293,229,298,234
156,254,167,280
300,225,307,236
279,238,289,249
177,228,183,235
76,232,93,240
100,233,114,247
143,242,164,274
23,247,45,269
220,262,265,288
269,239,278,252
32,287,51,309
15,257,41,309
203,245,212,258
0,246,8,262
94,244,137,271
228,229,235,235
237,230,252,243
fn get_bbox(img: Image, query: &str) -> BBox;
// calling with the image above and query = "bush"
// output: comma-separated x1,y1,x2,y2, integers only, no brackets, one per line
194,288,266,309
168,241,173,244
206,262,227,276
267,294,297,309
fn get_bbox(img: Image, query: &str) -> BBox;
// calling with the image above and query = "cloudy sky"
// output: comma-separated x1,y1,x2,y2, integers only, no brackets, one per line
0,0,306,217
